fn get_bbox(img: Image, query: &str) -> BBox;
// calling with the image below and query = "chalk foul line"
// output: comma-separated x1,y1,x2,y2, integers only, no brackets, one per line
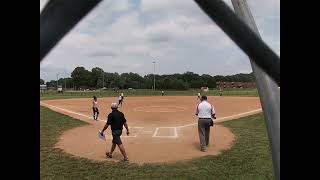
41,101,261,139
40,102,143,138
176,108,262,128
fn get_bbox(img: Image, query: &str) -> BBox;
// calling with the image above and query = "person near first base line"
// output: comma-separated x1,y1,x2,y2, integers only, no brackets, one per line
92,96,99,120
195,95,216,152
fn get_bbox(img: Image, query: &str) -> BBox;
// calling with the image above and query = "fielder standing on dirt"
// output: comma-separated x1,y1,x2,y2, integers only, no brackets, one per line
195,95,216,152
92,96,99,120
100,103,130,162
118,93,124,107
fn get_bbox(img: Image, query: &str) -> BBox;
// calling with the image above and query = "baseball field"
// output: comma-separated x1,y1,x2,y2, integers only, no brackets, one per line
40,89,274,179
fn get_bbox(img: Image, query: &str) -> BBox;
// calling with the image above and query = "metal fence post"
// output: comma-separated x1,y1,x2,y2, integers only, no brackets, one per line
230,0,280,179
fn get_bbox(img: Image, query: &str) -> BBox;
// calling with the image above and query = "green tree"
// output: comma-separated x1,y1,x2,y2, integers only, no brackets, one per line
91,67,104,88
201,74,216,88
71,67,91,89
46,80,57,87
60,67,255,90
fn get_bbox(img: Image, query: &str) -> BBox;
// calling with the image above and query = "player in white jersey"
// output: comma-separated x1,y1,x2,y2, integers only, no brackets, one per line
92,96,99,120
118,93,124,107
195,95,216,152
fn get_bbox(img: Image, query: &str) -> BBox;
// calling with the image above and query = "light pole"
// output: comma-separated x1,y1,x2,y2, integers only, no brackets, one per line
152,61,156,91
64,70,67,90
56,73,59,89
102,72,104,88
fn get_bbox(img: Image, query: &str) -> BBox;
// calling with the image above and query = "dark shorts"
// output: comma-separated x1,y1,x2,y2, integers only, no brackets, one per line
118,99,123,104
92,107,99,113
112,130,122,145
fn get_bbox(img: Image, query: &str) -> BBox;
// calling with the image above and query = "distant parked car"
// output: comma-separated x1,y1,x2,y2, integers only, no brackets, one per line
40,84,47,91
57,86,63,93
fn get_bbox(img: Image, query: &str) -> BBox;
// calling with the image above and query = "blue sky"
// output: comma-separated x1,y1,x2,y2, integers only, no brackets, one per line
40,0,280,82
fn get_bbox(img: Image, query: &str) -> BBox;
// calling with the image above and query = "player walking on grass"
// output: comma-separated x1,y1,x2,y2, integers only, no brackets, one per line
92,96,99,120
100,103,130,162
195,95,216,152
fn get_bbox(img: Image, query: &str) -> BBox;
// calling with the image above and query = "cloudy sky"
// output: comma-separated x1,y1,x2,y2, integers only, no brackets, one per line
40,0,280,82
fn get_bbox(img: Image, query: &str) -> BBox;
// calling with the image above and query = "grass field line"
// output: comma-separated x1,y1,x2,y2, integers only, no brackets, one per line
40,102,94,120
40,102,144,131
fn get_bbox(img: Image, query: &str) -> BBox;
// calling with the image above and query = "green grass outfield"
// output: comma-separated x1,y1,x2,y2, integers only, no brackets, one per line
40,89,259,100
40,106,274,180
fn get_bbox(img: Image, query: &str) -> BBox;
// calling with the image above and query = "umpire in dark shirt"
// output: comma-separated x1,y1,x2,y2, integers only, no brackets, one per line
100,103,130,162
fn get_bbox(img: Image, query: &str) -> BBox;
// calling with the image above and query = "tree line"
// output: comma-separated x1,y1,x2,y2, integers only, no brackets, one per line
40,67,255,90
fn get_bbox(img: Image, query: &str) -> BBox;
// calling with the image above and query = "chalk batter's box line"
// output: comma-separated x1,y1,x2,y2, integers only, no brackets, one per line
104,128,143,139
150,108,262,138
40,102,144,138
152,127,178,138
104,127,144,139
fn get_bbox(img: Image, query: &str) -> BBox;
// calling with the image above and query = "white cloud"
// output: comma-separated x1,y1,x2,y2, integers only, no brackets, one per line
123,45,150,55
140,0,233,15
111,0,132,12
248,0,280,17
141,16,220,42
40,0,280,81
140,0,196,13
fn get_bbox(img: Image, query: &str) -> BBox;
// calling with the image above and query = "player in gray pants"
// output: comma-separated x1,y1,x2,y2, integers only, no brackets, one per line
198,118,213,150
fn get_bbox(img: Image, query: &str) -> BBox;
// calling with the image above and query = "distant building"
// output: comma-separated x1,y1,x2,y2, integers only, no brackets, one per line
217,82,256,89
